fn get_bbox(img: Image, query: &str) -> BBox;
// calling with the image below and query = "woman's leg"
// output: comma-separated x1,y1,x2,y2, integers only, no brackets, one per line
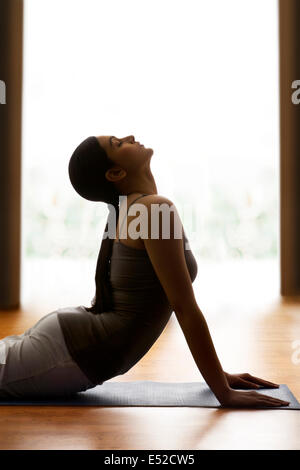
0,311,96,398
0,310,60,360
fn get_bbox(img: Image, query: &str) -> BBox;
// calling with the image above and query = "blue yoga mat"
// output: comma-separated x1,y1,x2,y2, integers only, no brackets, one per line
0,382,299,409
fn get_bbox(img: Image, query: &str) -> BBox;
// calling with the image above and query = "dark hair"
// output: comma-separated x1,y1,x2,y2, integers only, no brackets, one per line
68,136,120,314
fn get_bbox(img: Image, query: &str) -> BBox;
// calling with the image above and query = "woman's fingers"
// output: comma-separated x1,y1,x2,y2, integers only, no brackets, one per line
236,379,261,389
244,374,280,388
221,390,290,408
257,393,289,407
262,401,289,407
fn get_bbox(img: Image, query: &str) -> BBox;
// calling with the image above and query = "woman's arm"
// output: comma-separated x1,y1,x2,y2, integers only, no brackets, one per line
142,196,289,408
174,304,230,403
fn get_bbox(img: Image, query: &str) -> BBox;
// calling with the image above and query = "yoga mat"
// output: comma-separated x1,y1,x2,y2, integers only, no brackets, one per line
0,382,299,409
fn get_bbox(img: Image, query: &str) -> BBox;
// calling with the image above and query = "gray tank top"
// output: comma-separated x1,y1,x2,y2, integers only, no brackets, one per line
57,195,198,385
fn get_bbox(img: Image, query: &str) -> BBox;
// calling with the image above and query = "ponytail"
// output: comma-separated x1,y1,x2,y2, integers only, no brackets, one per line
85,200,119,314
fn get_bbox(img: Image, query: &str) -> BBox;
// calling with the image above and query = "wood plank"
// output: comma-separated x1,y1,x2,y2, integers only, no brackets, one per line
0,268,299,450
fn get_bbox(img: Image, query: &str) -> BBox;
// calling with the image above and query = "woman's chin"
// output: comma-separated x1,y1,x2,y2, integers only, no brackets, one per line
145,147,153,157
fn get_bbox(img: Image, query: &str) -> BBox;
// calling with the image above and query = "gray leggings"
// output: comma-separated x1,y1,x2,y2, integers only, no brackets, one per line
0,310,96,399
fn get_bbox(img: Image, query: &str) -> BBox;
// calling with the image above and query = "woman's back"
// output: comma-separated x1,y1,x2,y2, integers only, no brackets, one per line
57,195,198,385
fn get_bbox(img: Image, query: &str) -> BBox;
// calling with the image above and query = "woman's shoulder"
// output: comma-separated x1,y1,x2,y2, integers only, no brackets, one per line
140,194,175,207
139,194,183,239
137,194,179,226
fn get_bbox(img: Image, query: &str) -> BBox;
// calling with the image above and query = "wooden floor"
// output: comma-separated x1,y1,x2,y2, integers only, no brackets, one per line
0,258,300,450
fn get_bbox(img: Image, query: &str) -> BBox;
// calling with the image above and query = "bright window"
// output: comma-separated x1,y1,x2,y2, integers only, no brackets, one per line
22,0,279,307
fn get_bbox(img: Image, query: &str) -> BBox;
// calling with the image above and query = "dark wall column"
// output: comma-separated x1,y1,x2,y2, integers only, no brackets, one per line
0,0,23,310
279,0,300,297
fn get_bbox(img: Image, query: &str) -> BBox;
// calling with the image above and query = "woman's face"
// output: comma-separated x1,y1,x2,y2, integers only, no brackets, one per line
97,135,153,172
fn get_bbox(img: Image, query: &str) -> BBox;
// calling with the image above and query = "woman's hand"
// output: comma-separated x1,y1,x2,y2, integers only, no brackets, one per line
219,389,290,408
225,372,280,390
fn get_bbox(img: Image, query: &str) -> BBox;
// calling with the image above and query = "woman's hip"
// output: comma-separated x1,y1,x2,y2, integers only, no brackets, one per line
0,310,95,398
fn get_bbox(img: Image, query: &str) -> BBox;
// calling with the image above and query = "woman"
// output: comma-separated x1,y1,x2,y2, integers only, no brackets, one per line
0,135,289,407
